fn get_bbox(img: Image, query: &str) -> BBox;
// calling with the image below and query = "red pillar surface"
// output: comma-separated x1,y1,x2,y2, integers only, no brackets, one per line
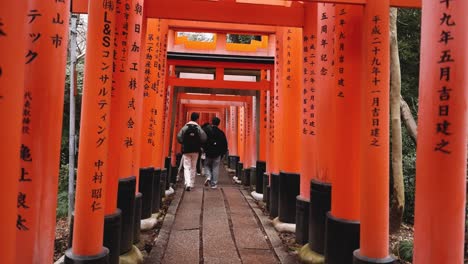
0,2,27,263
300,3,318,198
17,2,70,262
358,0,391,259
72,1,115,256
413,1,468,263
279,27,302,173
331,4,363,221
271,28,284,174
238,106,246,164
229,106,238,155
259,89,268,161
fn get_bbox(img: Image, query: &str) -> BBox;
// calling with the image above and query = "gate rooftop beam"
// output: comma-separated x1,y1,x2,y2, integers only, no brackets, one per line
181,99,246,106
179,93,249,102
168,20,277,35
290,0,421,8
169,77,269,90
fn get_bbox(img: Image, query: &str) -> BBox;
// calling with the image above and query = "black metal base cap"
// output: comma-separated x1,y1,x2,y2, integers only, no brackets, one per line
152,169,162,214
236,162,243,179
139,167,154,219
229,155,240,170
249,167,256,189
265,185,270,211
243,168,251,187
269,173,279,218
255,161,266,194
171,166,177,185
295,196,310,245
164,157,172,190
118,176,137,254
325,213,360,264
160,169,167,199
133,192,142,244
353,250,395,264
262,173,269,201
103,209,122,264
278,171,300,224
308,179,332,255
64,248,109,264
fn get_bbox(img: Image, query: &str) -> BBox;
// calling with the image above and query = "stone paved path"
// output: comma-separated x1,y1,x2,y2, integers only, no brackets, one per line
153,164,282,264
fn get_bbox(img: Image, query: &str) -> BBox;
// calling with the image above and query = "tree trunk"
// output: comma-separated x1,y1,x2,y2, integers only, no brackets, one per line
400,95,418,144
389,8,405,234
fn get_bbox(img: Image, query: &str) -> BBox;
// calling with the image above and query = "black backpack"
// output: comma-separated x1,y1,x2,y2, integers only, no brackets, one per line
182,124,201,153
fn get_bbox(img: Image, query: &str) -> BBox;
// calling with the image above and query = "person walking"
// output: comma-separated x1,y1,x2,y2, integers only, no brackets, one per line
177,112,207,191
204,117,228,189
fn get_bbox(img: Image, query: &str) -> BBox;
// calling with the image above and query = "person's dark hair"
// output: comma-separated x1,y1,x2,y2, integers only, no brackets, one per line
212,117,220,126
190,112,200,121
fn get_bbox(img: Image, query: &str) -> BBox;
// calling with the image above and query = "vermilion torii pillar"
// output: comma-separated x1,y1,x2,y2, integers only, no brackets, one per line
413,1,467,263
228,106,239,168
276,27,302,227
354,0,393,263
325,4,363,264
0,2,26,263
66,0,115,262
17,2,70,263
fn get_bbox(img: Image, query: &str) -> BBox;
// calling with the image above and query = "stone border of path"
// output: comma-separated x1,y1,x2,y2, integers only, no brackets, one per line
144,187,184,264
240,189,298,264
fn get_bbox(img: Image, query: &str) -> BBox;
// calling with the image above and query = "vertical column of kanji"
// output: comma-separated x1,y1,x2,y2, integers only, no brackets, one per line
152,19,165,170
20,1,71,263
66,0,115,262
266,74,275,174
277,27,301,226
238,106,245,165
159,21,170,167
353,0,393,263
324,5,363,264
244,100,252,169
230,106,238,156
413,1,467,263
296,2,317,247
259,88,268,162
0,2,27,263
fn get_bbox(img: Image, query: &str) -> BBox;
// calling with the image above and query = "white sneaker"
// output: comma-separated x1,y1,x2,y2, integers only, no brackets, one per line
210,184,218,189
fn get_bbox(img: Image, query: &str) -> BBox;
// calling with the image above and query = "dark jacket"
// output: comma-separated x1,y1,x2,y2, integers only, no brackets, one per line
204,125,228,158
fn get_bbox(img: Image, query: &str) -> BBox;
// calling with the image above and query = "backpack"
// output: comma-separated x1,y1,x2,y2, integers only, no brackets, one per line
182,124,201,153
205,126,227,158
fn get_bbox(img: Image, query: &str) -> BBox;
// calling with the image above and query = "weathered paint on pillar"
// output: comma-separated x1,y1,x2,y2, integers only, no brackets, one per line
0,2,26,263
16,1,71,262
315,3,335,183
280,27,302,173
72,0,115,256
259,89,268,161
413,1,467,263
359,0,391,259
300,2,318,198
331,4,363,221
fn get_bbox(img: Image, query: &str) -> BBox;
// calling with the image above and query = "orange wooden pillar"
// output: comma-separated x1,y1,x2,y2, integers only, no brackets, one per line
297,2,318,246
17,2,70,263
237,105,246,168
353,0,393,263
303,3,336,256
66,1,115,262
244,100,253,169
229,106,238,156
277,27,302,225
0,2,27,263
258,89,268,162
324,5,363,264
413,1,467,263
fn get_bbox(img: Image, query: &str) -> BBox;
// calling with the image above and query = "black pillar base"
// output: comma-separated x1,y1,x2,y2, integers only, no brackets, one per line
269,173,279,218
353,250,395,264
117,176,136,254
164,157,172,190
160,169,167,200
139,167,154,219
236,162,243,179
65,248,109,264
278,172,300,224
325,213,360,264
265,186,270,212
103,209,122,264
176,153,183,168
256,161,266,194
249,167,256,190
262,173,269,201
229,155,240,170
133,192,142,244
151,169,161,214
308,180,332,255
171,166,177,185
295,196,310,245
243,168,251,187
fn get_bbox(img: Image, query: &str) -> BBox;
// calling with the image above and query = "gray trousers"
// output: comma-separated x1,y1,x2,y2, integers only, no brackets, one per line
204,156,221,185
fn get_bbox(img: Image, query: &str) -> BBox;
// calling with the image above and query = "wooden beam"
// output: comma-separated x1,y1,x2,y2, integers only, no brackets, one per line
169,77,268,90
292,0,421,8
145,0,304,27
168,59,273,70
180,93,249,102
168,20,277,35
181,99,246,106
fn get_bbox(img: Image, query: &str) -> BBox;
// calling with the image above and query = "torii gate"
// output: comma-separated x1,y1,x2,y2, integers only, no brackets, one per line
1,1,467,264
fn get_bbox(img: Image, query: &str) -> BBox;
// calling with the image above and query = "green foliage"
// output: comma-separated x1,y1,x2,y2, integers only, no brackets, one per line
227,34,261,44
397,240,414,262
56,164,70,218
